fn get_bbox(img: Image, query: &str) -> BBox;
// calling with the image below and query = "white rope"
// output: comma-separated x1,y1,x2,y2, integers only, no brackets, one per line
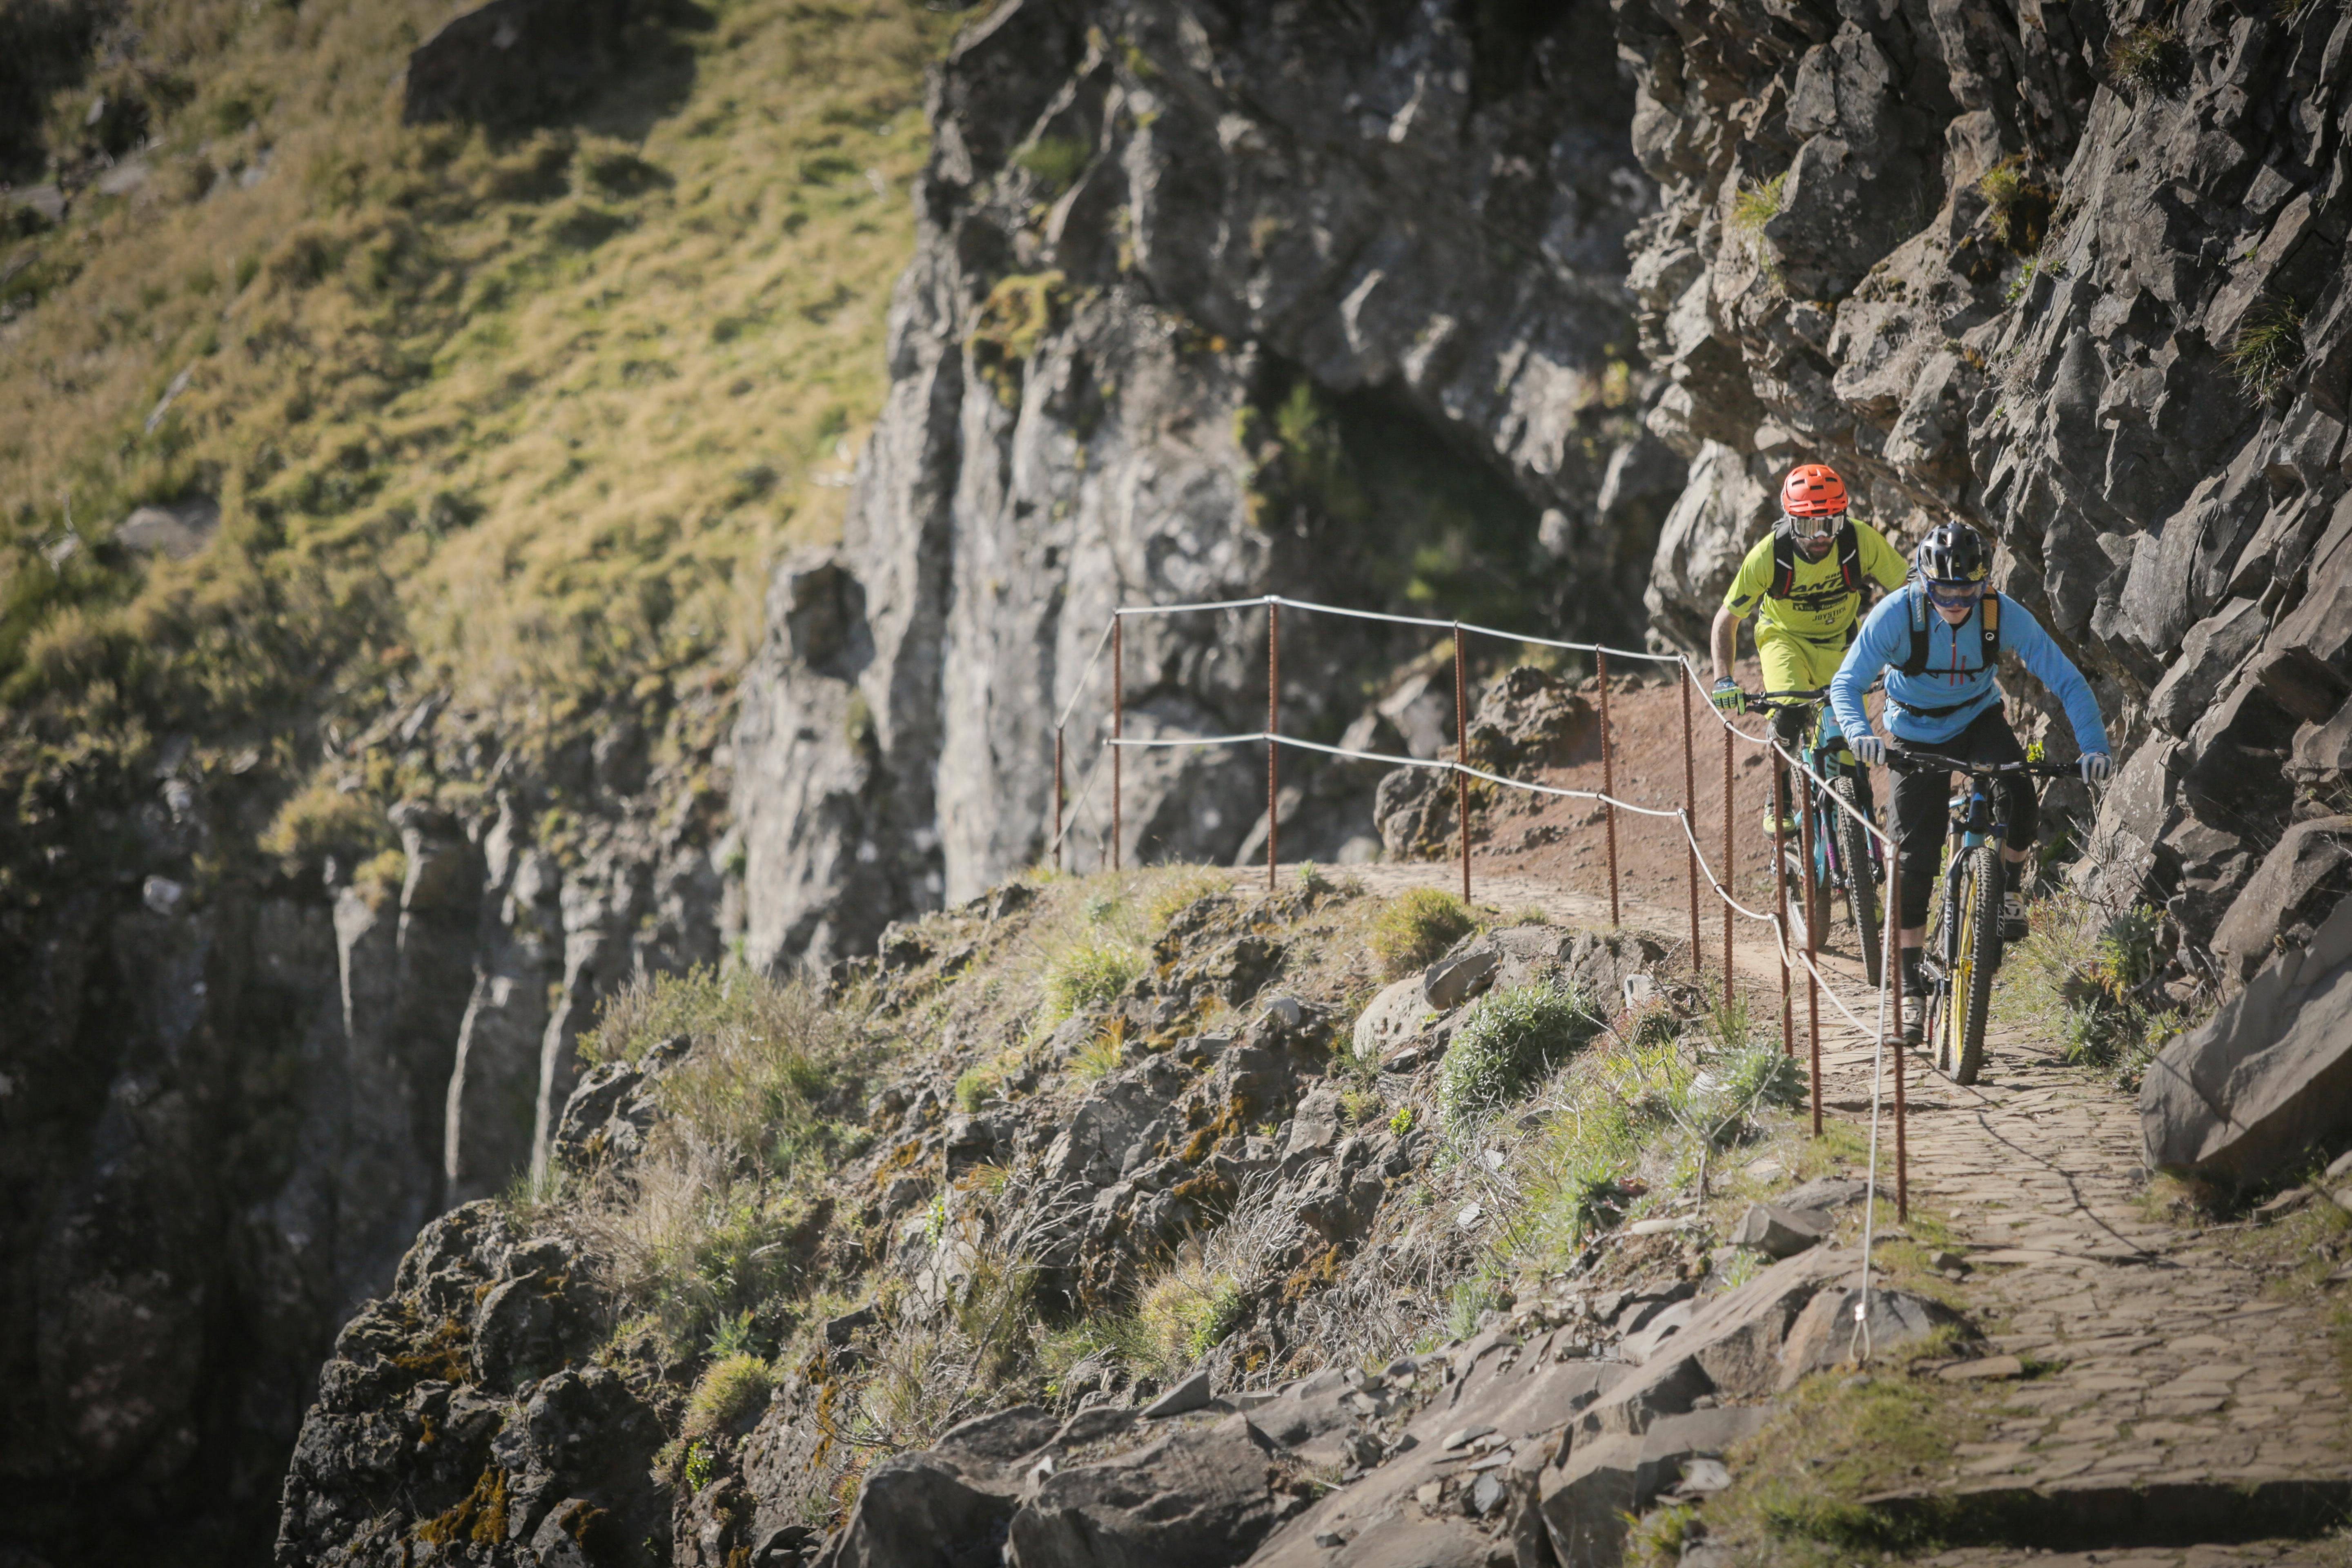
1670,808,1784,924
1115,595,1269,617
1107,732,1271,749
1102,732,1691,822
1052,617,1119,733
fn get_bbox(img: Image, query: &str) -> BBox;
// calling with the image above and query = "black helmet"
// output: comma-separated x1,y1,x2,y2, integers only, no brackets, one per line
1913,522,1990,584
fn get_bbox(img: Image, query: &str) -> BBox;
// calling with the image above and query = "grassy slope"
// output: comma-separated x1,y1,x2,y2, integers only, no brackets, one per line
0,0,959,887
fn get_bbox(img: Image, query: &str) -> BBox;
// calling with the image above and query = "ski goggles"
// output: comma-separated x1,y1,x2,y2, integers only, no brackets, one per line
1782,514,1838,550
1924,578,1986,608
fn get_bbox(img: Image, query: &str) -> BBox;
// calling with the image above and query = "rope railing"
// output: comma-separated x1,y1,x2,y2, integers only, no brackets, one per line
1043,588,1918,1343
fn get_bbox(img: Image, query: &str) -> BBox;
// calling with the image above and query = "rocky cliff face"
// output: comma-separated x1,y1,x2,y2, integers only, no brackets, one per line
735,0,1686,973
0,688,730,1566
1615,0,2352,971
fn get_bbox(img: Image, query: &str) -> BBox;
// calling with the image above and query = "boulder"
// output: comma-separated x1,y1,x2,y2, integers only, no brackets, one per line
1539,1405,1770,1568
2290,696,2352,793
1352,977,1436,1061
2142,894,2352,1182
1422,945,1500,1011
114,496,220,560
1577,1245,1853,1434
1141,1368,1212,1419
2209,818,2352,988
1776,1177,1867,1214
1241,1336,1625,1568
2146,599,2267,737
1008,1413,1287,1568
815,1452,1019,1568
1775,1288,1964,1387
402,0,637,129
1731,1201,1831,1258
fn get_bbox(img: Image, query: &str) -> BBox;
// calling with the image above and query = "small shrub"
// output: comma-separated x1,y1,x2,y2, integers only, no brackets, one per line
1437,980,1602,1129
1340,1084,1384,1125
683,1352,773,1440
1042,934,1145,1022
2227,297,2306,403
1997,894,2187,1088
953,1065,998,1113
1977,157,2057,254
1370,888,1475,977
2109,23,2189,91
259,777,392,869
352,847,408,909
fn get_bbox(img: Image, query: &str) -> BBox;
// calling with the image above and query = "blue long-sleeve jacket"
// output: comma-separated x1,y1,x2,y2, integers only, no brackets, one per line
1830,586,2110,753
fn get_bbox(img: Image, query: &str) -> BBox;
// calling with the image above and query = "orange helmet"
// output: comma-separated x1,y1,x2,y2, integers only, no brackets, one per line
1780,463,1849,517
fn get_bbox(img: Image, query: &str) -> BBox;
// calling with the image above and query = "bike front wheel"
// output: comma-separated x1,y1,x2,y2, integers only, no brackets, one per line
1934,845,2002,1084
1831,775,1883,988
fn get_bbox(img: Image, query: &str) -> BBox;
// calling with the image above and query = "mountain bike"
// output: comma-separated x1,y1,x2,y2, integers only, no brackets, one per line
1745,688,1883,988
1884,747,2077,1085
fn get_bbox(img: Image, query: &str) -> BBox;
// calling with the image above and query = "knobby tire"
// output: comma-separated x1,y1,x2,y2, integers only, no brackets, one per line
1832,775,1882,988
1936,845,2002,1085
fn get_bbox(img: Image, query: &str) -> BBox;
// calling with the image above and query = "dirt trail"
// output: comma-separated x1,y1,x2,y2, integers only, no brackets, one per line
1305,724,2352,1558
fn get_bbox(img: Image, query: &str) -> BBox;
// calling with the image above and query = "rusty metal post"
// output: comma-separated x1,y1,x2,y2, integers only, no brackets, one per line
1681,666,1700,978
1774,763,1792,1058
1800,768,1822,1137
1722,718,1735,1004
1112,613,1124,873
1454,623,1471,906
1267,600,1280,893
1886,802,1907,1221
1597,649,1621,927
1054,726,1065,871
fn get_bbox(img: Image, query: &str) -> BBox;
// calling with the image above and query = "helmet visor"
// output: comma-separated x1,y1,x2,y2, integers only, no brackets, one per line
1925,578,1985,609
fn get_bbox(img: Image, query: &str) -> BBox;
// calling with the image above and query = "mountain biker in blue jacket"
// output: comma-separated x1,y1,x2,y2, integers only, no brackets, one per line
1828,523,2112,1036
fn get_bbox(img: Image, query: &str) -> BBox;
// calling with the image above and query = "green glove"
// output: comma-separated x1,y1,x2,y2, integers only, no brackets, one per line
1710,679,1745,714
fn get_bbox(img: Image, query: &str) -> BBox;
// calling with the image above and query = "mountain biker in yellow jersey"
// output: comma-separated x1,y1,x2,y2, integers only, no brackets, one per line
1829,523,2113,1040
1708,464,1910,825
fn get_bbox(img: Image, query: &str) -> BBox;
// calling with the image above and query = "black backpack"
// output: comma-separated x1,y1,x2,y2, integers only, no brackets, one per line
1768,519,1863,600
1898,588,2002,678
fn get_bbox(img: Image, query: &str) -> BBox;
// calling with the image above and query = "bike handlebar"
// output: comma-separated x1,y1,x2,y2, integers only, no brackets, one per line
1884,747,2080,778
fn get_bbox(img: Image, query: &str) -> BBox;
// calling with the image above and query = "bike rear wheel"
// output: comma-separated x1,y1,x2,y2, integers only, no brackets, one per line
1934,845,2002,1085
1832,775,1883,988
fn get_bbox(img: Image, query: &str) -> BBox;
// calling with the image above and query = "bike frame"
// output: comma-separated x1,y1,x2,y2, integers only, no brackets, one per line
1751,690,1882,892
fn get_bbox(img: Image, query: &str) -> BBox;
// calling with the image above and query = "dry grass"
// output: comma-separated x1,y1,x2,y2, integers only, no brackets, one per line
1,0,960,791
566,969,875,1357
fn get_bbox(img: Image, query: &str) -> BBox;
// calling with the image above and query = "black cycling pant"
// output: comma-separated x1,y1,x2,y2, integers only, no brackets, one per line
1890,705,2036,929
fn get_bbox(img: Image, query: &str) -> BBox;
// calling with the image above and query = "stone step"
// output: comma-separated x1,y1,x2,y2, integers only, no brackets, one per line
1862,1474,2352,1551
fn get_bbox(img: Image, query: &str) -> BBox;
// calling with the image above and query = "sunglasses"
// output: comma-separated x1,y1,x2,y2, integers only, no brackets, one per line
1925,579,1985,608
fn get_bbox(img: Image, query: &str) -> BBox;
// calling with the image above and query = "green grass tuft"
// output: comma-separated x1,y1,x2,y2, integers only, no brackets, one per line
1731,172,1787,234
1041,934,1145,1025
682,1352,773,1441
1369,888,1475,977
1436,978,1603,1130
2227,296,2307,403
1977,157,2057,254
2109,23,2190,91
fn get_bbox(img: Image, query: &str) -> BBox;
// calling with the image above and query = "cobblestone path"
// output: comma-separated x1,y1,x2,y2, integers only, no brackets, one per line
1339,858,2352,1557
